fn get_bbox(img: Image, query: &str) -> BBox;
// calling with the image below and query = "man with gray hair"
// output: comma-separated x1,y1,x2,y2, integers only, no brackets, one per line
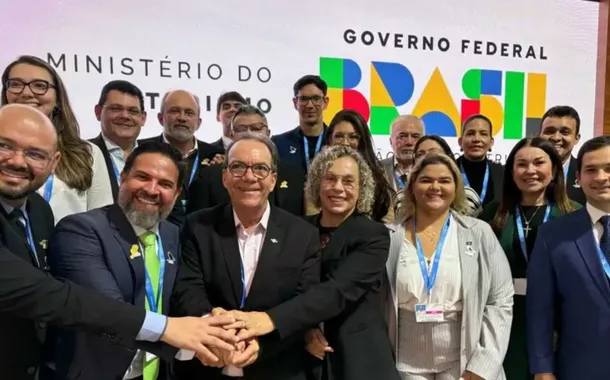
380,115,425,191
187,105,305,216
172,133,320,380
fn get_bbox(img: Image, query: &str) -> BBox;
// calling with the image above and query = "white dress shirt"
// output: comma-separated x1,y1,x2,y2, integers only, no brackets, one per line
222,136,232,150
587,202,609,244
102,133,137,184
37,141,113,224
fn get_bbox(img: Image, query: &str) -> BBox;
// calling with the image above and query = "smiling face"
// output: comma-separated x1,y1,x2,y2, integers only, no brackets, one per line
412,163,456,213
320,156,359,218
577,146,610,207
4,63,57,118
512,146,554,195
117,152,181,229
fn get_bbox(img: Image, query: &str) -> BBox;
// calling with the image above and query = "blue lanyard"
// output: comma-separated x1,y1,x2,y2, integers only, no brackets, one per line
239,262,246,309
140,235,166,313
188,152,200,186
21,213,40,267
515,204,552,263
42,174,54,202
563,163,569,184
110,158,121,184
413,215,451,295
303,134,323,168
460,161,490,202
395,173,406,190
597,245,610,279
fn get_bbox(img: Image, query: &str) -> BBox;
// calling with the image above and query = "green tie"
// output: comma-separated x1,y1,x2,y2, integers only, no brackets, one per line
139,232,160,380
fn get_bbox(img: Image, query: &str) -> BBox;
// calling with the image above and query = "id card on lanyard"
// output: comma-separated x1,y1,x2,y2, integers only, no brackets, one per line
413,215,450,323
303,134,323,168
460,161,490,202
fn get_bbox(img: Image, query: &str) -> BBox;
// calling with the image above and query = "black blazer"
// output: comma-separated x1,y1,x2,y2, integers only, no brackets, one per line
210,138,224,153
292,214,399,380
456,156,504,206
89,134,186,229
0,193,55,379
186,161,306,216
170,205,321,380
565,155,586,206
271,126,328,171
45,204,180,380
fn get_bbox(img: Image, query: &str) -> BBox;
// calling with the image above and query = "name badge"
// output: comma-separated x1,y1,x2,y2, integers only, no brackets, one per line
415,304,444,323
514,278,527,296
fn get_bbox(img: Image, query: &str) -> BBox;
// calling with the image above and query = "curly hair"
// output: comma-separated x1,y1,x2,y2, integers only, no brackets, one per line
304,145,375,216
396,152,470,220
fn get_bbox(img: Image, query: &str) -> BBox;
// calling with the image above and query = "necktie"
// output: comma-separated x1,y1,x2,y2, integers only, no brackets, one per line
400,174,408,185
8,209,39,267
600,215,610,264
139,232,160,380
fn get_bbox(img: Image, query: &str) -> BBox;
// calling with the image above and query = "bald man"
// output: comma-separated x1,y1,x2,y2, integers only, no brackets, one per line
380,115,425,191
139,90,223,217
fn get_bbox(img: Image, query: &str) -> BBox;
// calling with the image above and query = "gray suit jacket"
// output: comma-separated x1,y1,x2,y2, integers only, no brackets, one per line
380,157,398,192
385,212,513,380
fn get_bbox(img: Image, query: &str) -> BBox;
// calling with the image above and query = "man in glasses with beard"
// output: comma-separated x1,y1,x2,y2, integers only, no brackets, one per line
44,141,191,380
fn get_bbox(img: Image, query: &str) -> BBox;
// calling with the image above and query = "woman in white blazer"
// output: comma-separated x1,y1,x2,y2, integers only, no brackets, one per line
1,56,113,223
386,152,513,380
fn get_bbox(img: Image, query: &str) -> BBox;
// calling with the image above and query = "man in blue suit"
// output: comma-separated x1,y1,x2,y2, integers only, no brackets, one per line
45,142,186,380
527,135,610,380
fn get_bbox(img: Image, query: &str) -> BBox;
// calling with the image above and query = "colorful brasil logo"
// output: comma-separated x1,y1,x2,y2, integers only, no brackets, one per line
319,57,547,138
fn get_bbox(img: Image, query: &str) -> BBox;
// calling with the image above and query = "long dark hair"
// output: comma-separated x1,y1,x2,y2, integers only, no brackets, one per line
491,137,574,231
324,110,393,222
414,135,456,162
1,55,93,192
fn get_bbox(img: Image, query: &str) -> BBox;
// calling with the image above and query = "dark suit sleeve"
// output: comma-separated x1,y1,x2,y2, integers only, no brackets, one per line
186,176,211,214
0,245,144,345
526,228,556,374
170,217,213,317
267,222,388,339
257,227,321,361
167,186,186,228
49,216,123,301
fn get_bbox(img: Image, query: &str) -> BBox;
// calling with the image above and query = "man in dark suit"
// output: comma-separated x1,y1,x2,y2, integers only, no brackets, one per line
139,90,223,223
271,75,328,171
0,104,240,380
46,142,185,380
210,91,247,152
171,134,321,380
456,114,504,207
188,104,305,216
538,105,586,205
527,136,610,379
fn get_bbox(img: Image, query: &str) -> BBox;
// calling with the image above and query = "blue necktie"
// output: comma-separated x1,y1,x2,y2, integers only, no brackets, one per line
600,215,610,263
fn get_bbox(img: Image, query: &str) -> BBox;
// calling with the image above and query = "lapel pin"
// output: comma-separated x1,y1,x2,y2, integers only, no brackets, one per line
130,244,141,259
167,251,176,264
289,146,297,154
201,158,210,166
39,240,48,249
280,181,288,188
270,238,278,244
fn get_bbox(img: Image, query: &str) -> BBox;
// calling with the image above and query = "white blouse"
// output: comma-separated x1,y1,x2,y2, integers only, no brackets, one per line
396,216,463,312
38,141,114,224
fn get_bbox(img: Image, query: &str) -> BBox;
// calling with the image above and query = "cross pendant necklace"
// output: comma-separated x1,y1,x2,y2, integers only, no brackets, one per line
523,223,532,238
520,205,542,238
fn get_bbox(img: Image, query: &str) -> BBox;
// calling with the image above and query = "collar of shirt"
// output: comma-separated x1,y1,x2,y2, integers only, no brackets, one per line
222,135,232,150
163,134,198,158
563,156,571,172
0,198,28,216
233,202,271,232
587,202,609,225
129,219,160,244
102,133,137,158
393,156,410,176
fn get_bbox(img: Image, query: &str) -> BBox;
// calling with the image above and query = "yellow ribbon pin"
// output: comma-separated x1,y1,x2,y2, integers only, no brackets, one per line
201,158,210,166
39,240,48,249
130,244,141,259
280,181,288,188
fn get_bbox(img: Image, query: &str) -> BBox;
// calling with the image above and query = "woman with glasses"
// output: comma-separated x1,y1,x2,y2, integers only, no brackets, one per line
386,152,513,380
479,137,580,380
323,109,394,222
1,55,112,223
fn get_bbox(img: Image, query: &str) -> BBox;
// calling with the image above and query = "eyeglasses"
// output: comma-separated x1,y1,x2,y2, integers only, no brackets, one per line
322,174,357,190
5,79,55,96
332,133,360,144
295,95,325,106
226,161,273,179
233,123,267,134
103,105,142,117
0,141,53,169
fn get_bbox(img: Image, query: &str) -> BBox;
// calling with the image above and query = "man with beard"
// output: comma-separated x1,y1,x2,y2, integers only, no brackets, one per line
210,91,247,152
45,142,187,380
139,90,223,215
538,105,586,205
380,115,424,192
272,75,328,171
456,114,504,207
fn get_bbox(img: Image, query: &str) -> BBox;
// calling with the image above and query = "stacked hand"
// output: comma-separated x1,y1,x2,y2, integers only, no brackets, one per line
213,307,276,340
195,308,261,368
160,315,245,364
305,328,333,360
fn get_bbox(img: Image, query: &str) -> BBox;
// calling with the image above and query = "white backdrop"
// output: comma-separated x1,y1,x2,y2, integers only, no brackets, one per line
0,0,600,162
